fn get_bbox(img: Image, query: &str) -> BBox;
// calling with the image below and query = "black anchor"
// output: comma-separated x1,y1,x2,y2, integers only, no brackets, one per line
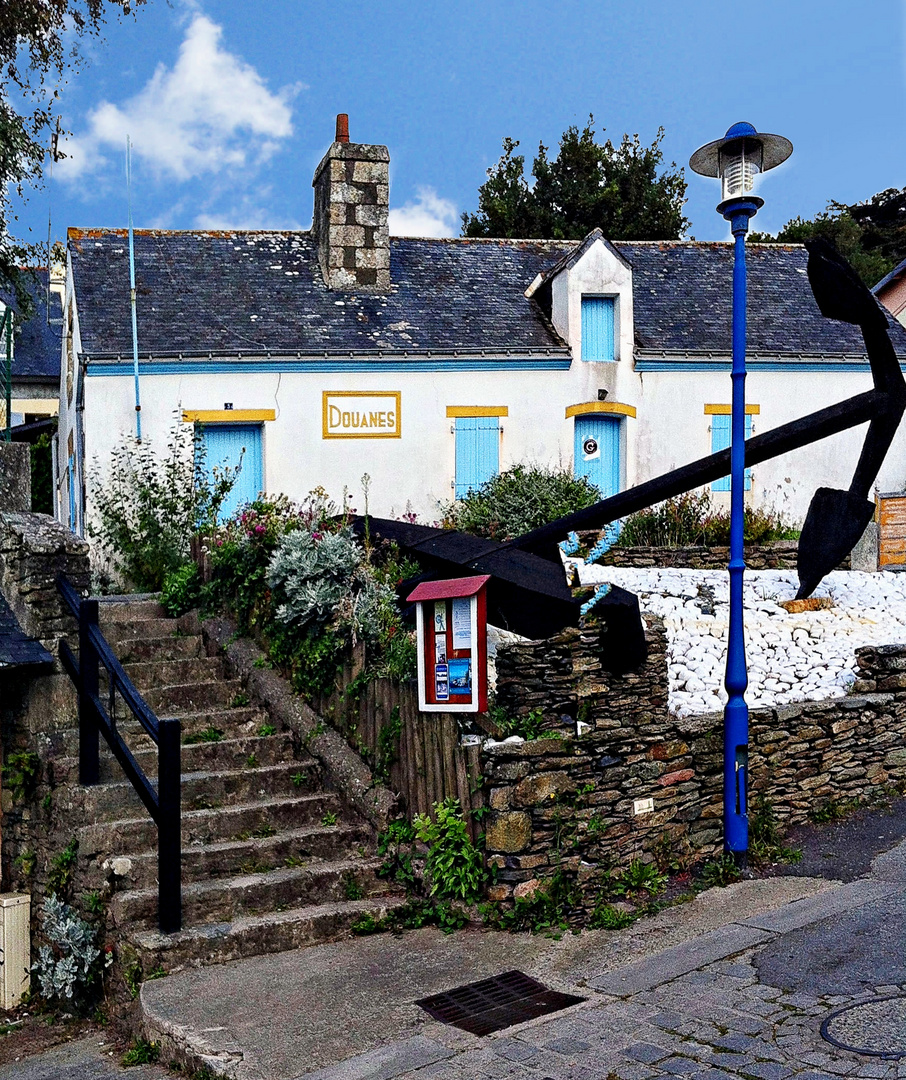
355,240,906,660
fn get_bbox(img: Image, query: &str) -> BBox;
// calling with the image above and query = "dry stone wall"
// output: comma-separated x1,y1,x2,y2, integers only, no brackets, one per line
0,512,87,900
582,538,845,571
482,613,906,902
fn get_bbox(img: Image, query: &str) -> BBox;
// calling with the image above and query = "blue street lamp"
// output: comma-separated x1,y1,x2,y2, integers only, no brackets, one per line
690,123,792,864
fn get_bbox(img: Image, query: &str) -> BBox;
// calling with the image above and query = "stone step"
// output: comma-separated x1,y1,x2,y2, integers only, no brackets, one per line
142,679,245,716
53,733,300,785
79,793,345,858
132,895,408,972
73,762,324,822
121,822,374,890
113,856,390,931
113,657,226,692
114,636,204,664
99,598,166,623
53,708,267,759
103,618,180,643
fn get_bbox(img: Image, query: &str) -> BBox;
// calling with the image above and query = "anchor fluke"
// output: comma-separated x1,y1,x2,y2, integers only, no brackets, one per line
796,487,875,599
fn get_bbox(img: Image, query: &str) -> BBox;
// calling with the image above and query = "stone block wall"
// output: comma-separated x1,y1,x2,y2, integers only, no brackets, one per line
579,538,853,572
0,512,88,645
0,512,88,897
482,614,906,901
0,445,30,512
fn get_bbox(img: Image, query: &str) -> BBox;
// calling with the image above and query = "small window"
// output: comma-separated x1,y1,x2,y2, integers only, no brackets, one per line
711,413,752,492
581,297,616,362
454,416,500,498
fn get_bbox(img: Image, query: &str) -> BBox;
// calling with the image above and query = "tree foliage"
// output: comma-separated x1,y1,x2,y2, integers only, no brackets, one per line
0,0,144,303
750,187,906,288
461,117,689,241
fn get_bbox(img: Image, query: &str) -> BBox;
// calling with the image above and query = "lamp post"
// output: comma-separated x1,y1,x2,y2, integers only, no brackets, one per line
690,123,792,865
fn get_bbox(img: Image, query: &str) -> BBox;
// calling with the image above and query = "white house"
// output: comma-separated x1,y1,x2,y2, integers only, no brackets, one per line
55,118,906,537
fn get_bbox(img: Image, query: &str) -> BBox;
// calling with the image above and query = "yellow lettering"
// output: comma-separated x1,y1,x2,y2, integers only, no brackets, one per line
370,411,379,427
329,405,342,428
342,411,351,427
378,412,386,427
387,411,395,429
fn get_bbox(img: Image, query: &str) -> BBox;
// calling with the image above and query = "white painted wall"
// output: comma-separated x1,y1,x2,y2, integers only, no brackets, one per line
637,366,906,524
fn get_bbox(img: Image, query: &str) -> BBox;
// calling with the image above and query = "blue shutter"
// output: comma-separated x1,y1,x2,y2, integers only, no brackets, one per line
573,416,621,500
711,413,752,492
201,424,263,522
455,417,499,497
581,297,615,362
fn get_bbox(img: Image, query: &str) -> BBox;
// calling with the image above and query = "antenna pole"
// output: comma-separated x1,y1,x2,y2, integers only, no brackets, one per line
127,135,142,442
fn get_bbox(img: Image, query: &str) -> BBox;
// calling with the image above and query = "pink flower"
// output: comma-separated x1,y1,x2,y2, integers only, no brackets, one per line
255,524,265,534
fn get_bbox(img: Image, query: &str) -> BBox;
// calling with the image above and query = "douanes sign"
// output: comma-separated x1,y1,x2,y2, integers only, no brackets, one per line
322,392,401,439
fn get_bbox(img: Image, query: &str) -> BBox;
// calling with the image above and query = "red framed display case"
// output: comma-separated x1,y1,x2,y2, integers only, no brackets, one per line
406,575,490,713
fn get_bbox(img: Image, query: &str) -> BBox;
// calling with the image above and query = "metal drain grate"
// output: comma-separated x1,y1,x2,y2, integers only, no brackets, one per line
821,995,906,1059
415,969,585,1036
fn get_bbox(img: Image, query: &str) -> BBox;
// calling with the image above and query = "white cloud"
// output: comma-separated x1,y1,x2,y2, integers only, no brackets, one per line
389,187,458,238
58,13,301,183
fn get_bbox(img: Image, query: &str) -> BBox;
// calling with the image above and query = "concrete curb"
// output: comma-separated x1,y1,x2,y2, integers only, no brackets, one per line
198,614,398,832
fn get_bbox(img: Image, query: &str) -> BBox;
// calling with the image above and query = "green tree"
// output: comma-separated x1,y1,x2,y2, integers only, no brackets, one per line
750,187,906,288
462,117,689,241
0,0,145,305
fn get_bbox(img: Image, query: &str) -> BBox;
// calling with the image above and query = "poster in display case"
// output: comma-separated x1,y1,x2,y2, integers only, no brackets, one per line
407,575,489,713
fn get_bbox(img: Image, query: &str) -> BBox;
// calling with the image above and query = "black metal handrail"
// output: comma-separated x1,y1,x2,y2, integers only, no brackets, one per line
56,576,181,934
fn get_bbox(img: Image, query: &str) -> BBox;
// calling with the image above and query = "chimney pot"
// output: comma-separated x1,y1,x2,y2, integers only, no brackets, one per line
336,114,350,143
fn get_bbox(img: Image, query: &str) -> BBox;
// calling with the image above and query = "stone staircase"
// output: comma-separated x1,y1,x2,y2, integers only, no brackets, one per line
55,597,404,973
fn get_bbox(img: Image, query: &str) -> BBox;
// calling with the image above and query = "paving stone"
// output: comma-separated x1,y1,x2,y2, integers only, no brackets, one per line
626,1043,675,1065
657,1057,704,1075
544,1038,592,1055
742,883,897,935
742,1062,796,1079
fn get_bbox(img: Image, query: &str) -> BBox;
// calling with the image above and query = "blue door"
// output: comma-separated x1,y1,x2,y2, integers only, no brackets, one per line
574,415,620,499
201,424,263,522
581,297,616,362
455,417,499,498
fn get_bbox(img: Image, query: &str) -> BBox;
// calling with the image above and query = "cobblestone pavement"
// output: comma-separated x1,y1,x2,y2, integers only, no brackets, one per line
296,865,906,1080
137,836,906,1080
362,956,906,1080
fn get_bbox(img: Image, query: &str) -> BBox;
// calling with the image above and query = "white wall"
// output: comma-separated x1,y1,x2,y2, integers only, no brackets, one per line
637,366,906,524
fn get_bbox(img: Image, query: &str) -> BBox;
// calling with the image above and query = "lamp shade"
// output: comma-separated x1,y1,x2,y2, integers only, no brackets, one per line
689,122,793,180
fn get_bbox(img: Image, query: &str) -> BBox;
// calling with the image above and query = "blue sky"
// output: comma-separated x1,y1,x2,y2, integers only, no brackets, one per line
14,0,906,251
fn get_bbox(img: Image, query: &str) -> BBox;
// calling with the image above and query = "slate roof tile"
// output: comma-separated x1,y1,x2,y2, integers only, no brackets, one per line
1,269,62,380
68,229,906,361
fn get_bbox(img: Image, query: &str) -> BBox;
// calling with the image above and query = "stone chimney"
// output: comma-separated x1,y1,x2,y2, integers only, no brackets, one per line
312,114,390,291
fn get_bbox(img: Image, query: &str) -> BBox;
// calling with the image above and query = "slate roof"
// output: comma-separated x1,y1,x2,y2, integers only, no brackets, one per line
614,240,906,357
1,269,62,381
872,255,906,296
69,230,571,358
68,228,906,361
0,593,53,670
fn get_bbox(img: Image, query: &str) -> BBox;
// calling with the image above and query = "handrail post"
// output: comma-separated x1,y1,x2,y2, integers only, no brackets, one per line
78,597,100,785
157,718,182,934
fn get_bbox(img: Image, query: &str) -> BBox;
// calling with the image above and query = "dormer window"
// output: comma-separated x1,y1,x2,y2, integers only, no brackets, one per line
581,296,616,362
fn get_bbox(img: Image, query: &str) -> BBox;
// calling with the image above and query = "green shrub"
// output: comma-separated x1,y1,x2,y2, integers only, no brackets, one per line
414,797,486,903
32,895,111,1010
441,463,601,540
160,562,202,617
89,418,239,591
615,491,799,549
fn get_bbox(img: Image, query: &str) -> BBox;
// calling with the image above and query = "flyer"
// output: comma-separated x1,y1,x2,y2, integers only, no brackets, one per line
433,602,446,634
434,663,449,701
451,597,471,649
435,639,447,664
448,657,472,694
